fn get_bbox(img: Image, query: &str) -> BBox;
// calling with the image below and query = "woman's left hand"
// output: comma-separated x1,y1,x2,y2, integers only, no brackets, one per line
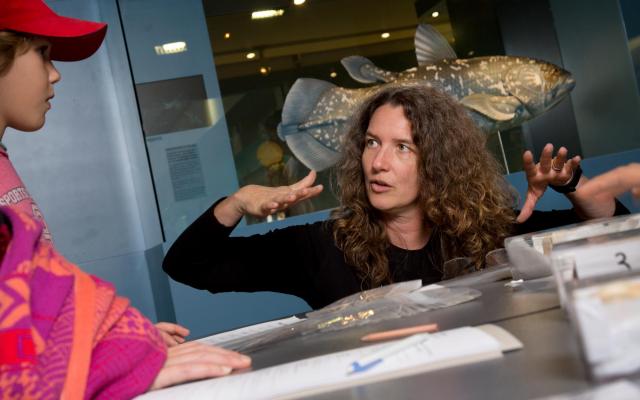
156,322,190,347
516,143,581,223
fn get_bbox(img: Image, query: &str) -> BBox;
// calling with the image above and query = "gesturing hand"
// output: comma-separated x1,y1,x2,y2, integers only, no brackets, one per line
215,170,324,226
150,342,251,390
516,143,581,223
237,170,324,217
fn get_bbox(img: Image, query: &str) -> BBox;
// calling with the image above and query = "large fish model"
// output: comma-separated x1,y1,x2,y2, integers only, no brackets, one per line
277,24,576,171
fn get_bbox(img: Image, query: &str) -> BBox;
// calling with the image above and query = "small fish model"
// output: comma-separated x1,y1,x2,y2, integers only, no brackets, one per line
277,24,576,171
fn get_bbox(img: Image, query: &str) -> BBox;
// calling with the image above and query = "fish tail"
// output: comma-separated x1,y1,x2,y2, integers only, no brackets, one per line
277,78,342,171
278,78,336,138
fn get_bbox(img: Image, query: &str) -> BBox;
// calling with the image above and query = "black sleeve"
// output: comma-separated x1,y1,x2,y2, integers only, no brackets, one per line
162,198,321,302
514,198,630,235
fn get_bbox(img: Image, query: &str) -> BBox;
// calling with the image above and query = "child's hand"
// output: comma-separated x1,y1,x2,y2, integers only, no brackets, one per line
150,342,251,390
155,322,190,347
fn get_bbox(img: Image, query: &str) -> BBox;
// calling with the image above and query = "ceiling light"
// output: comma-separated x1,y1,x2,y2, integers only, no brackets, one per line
246,52,256,59
330,71,337,78
432,11,439,18
154,41,187,55
259,66,271,75
381,32,390,39
224,32,231,39
293,0,306,5
251,9,285,19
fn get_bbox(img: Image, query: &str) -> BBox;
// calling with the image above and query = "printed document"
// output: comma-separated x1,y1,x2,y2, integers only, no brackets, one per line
138,324,521,400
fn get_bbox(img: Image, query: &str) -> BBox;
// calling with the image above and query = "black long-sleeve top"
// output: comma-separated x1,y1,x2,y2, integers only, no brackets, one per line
163,199,629,309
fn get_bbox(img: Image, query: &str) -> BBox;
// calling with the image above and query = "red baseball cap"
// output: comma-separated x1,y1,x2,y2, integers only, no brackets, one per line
0,0,107,61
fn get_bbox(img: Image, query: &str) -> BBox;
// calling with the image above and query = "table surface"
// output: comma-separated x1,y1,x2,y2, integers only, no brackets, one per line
238,277,624,399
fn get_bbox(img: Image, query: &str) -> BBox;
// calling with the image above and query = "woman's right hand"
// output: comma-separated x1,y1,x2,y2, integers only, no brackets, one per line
150,342,251,390
214,170,324,226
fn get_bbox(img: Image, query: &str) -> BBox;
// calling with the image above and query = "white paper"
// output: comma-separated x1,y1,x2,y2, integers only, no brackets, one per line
572,277,640,378
138,326,512,400
196,316,302,347
561,236,640,279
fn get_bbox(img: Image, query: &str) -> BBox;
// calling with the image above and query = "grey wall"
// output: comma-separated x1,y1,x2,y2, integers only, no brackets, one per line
550,0,640,157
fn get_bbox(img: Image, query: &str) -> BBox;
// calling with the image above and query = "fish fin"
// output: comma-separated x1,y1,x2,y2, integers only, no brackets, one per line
278,78,336,140
340,55,396,83
283,133,342,171
460,94,521,121
414,24,457,66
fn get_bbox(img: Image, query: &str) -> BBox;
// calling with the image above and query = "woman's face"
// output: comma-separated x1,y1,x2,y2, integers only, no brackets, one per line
361,103,421,217
0,38,60,133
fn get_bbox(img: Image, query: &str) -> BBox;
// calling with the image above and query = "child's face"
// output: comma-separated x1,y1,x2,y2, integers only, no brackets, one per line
0,38,60,132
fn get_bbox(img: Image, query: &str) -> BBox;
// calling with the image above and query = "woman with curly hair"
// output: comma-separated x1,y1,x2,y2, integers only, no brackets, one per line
164,85,623,309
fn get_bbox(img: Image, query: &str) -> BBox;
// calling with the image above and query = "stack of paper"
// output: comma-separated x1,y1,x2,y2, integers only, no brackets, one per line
138,324,521,400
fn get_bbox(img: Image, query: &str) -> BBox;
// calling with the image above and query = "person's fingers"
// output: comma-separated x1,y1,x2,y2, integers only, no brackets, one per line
163,350,249,369
168,333,186,344
156,322,190,338
555,147,568,165
539,143,554,173
516,192,537,223
571,155,582,166
298,184,324,202
290,170,317,191
551,147,567,173
556,158,575,185
158,331,180,347
286,184,324,206
522,150,537,178
165,342,251,367
151,360,244,390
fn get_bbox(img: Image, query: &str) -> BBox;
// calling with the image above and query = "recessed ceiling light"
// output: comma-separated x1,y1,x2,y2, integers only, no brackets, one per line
251,9,285,19
432,11,439,18
224,32,231,39
293,0,306,5
246,52,257,59
154,41,187,55
260,66,271,75
381,32,390,39
330,71,337,78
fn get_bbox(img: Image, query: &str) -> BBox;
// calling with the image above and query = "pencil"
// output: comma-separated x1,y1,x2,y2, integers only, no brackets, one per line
360,323,439,342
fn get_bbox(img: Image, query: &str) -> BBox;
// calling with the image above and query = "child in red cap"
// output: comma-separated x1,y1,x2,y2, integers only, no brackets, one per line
0,1,250,398
0,0,107,242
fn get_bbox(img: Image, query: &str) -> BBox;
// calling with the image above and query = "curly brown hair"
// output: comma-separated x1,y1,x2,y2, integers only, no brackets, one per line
331,85,516,287
0,31,29,76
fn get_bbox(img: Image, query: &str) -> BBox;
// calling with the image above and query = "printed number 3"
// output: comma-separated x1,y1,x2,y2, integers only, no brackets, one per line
616,252,631,270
